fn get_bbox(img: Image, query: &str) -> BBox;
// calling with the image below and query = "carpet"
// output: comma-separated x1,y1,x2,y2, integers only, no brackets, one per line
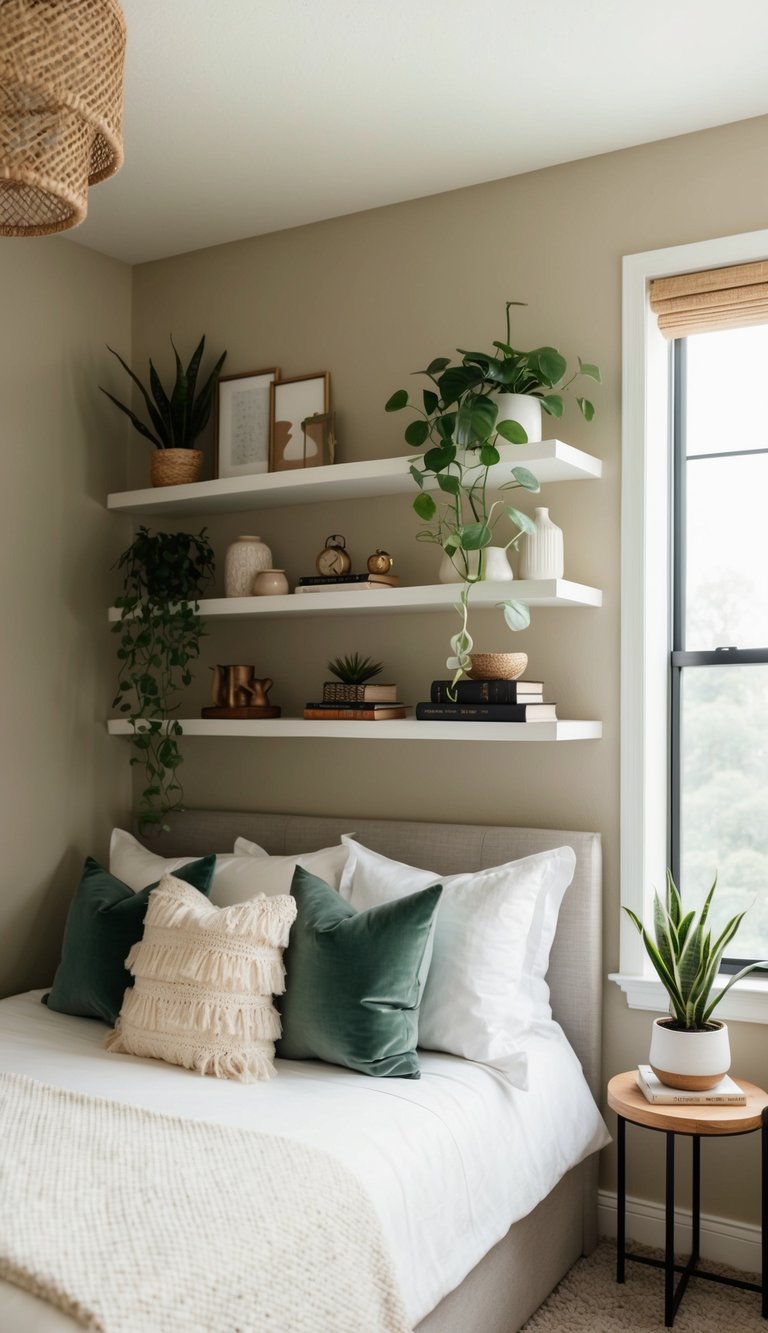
521,1238,763,1332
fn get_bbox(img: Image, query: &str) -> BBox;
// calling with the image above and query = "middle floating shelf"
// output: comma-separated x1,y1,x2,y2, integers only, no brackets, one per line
108,579,602,623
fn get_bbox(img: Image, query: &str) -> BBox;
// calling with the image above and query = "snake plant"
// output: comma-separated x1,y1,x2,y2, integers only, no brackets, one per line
100,334,227,450
624,870,767,1029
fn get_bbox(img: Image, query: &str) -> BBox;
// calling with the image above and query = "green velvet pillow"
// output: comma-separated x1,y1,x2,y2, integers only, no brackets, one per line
277,866,442,1078
44,854,216,1025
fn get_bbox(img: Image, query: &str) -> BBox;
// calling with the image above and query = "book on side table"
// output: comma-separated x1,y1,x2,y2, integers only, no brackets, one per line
636,1064,747,1105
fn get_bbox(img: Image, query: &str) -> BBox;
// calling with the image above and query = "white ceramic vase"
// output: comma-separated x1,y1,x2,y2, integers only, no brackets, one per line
494,392,542,444
518,508,564,580
253,568,289,596
438,545,514,584
224,535,273,597
649,1017,731,1091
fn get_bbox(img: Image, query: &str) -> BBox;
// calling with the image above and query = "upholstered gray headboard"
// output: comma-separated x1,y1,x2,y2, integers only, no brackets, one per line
138,811,602,1098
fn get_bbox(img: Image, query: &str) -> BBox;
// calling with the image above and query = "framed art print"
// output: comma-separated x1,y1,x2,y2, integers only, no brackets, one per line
216,368,279,478
270,372,330,471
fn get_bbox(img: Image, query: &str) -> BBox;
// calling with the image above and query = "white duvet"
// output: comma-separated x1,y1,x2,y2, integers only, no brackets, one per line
0,992,609,1329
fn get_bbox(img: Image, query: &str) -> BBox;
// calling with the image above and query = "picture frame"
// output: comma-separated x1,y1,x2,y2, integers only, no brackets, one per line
270,372,331,471
216,368,279,479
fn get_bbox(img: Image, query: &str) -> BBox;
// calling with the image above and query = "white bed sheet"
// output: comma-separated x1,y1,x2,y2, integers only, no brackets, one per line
0,992,609,1329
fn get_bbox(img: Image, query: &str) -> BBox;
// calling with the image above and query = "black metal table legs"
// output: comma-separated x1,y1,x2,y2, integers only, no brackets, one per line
616,1114,766,1327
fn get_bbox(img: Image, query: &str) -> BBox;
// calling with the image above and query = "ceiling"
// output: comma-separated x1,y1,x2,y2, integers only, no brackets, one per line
71,0,768,266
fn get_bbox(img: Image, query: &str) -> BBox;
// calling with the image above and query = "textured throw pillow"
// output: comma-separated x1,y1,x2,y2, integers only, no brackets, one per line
106,875,297,1082
44,855,216,1025
338,838,577,1086
277,867,442,1079
231,837,351,902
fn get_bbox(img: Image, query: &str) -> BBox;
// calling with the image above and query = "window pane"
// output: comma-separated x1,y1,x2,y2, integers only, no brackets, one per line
685,452,768,649
679,664,768,958
687,325,768,456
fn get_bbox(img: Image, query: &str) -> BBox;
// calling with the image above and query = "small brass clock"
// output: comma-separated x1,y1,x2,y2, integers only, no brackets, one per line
316,534,351,577
367,549,394,575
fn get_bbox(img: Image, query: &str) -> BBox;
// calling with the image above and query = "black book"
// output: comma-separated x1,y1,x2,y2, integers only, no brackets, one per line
297,573,372,585
430,679,544,705
415,702,557,722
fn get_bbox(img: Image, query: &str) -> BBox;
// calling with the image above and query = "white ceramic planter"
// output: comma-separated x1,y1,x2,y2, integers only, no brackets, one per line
518,507,564,580
649,1017,731,1090
438,545,514,584
494,392,542,444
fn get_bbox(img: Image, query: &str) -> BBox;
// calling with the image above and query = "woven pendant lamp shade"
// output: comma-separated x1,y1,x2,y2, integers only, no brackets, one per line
0,0,126,237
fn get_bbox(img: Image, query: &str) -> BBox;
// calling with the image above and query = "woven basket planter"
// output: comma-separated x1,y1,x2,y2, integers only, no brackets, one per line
467,652,528,681
0,0,126,236
151,450,204,489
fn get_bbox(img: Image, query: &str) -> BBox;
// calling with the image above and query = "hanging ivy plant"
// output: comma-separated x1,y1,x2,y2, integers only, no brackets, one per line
112,526,215,832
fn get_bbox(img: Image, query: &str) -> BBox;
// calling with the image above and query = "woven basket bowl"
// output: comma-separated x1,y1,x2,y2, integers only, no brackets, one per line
467,652,528,681
151,449,203,488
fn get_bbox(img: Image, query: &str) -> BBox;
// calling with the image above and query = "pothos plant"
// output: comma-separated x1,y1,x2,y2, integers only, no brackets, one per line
112,526,215,832
385,304,600,685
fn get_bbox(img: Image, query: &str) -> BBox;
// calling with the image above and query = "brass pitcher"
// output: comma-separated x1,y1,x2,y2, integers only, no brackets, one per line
210,666,273,709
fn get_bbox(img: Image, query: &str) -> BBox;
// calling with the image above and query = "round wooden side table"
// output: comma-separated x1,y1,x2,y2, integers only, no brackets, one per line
607,1070,768,1328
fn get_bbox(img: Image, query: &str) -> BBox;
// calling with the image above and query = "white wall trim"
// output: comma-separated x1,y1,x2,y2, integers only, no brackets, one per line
618,227,768,1015
599,1188,761,1274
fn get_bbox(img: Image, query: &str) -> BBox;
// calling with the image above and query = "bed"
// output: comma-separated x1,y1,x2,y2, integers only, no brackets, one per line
0,812,608,1332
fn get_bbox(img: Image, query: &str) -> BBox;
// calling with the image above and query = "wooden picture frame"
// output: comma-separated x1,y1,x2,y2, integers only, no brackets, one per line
270,372,330,471
216,368,279,478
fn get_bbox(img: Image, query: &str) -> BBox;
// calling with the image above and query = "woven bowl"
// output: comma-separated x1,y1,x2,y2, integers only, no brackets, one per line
467,652,528,681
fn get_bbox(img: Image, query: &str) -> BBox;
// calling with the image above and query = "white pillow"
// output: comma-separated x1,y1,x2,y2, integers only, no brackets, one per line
106,875,296,1082
338,838,576,1087
231,837,350,903
111,830,351,908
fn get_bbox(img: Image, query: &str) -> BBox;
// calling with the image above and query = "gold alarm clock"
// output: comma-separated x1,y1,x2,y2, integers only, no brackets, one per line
367,549,394,575
316,535,351,577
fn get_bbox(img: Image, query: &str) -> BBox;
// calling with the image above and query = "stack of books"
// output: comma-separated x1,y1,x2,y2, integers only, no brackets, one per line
304,679,409,721
294,573,399,594
636,1064,746,1105
415,676,556,723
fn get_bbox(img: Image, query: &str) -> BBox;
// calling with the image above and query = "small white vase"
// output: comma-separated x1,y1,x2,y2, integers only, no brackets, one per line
224,535,273,597
494,392,542,444
518,508,564,580
438,545,514,583
649,1017,731,1091
253,568,289,596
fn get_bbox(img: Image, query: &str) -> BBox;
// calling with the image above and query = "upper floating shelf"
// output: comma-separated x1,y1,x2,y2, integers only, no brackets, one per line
107,440,602,517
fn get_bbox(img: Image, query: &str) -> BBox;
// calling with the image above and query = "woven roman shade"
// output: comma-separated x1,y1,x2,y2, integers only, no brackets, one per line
0,0,126,237
649,261,768,338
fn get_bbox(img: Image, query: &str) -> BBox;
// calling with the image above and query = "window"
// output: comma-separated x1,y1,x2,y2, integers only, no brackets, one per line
671,330,768,965
614,228,768,1022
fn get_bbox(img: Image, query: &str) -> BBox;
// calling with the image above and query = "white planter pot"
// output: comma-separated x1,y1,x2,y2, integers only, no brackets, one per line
494,392,542,444
438,545,514,584
649,1017,731,1091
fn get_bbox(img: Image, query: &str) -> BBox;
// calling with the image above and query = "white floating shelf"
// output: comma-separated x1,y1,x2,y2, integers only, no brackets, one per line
108,718,602,743
107,440,602,516
108,579,602,623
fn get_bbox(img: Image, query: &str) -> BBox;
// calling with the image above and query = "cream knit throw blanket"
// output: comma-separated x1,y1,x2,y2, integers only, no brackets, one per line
0,1072,411,1333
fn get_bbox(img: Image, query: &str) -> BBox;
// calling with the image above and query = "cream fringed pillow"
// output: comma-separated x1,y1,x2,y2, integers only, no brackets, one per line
105,875,297,1082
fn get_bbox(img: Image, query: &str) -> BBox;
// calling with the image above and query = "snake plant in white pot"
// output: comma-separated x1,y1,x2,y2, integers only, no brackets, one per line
624,871,768,1089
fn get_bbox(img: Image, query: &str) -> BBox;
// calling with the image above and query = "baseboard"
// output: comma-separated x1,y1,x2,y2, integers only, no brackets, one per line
599,1189,761,1274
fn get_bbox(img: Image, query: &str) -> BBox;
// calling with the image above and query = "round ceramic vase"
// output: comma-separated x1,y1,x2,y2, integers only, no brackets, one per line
253,569,289,596
224,536,273,597
438,545,514,584
494,392,542,444
649,1017,731,1091
518,508,564,580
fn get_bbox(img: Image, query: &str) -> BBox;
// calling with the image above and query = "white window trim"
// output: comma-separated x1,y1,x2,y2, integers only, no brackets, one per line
612,227,768,1025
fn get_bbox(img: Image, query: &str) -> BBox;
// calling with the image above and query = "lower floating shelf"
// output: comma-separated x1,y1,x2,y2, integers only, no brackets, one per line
108,718,602,742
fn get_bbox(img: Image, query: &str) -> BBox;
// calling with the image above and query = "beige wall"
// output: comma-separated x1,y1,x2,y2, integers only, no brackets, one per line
129,114,768,1224
0,237,132,996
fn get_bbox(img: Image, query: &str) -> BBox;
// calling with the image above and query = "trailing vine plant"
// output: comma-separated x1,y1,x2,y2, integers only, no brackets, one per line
112,526,215,831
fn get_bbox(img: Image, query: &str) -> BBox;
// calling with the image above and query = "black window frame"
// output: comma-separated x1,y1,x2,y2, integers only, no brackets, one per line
669,336,768,972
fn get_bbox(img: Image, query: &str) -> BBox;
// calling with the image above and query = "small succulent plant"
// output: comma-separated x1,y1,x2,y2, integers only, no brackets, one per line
327,653,383,685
